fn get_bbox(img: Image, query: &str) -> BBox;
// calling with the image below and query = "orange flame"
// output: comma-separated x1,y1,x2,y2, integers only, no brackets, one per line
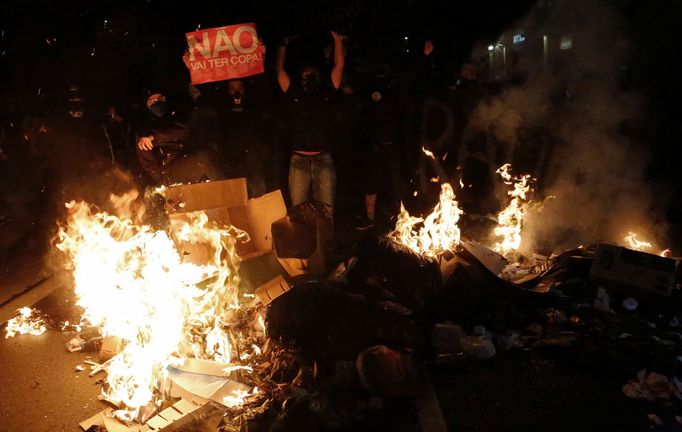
493,164,532,257
55,190,257,421
623,231,652,251
5,307,46,338
388,183,463,258
622,231,671,257
422,147,436,160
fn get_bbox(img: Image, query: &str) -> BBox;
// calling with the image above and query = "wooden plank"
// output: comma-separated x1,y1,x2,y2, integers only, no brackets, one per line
158,407,183,422
172,398,201,415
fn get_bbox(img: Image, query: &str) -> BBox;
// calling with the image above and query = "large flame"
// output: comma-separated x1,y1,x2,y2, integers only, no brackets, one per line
493,164,532,257
623,231,652,251
55,190,255,421
388,183,463,258
623,231,671,257
5,307,46,338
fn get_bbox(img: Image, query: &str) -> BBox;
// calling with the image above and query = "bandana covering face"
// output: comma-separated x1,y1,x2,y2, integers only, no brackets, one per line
146,93,166,108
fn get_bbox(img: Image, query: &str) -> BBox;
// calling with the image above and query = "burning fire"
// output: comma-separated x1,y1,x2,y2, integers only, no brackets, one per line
5,307,46,338
623,231,652,251
388,183,463,258
55,190,259,421
493,164,532,257
422,146,436,160
622,231,671,257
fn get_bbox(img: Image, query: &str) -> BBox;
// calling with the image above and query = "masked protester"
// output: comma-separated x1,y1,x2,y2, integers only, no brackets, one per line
217,79,266,196
355,74,406,230
185,82,221,156
41,84,109,175
275,31,346,215
30,83,113,242
135,91,223,185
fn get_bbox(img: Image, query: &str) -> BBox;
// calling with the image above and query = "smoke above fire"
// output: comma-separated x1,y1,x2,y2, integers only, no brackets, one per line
465,0,668,254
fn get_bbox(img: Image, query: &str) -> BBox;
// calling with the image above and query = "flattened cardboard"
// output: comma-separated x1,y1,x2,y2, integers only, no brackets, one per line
165,179,285,260
165,178,247,212
166,366,251,408
460,239,508,276
175,358,231,377
172,399,201,415
102,413,140,432
255,274,292,305
277,257,309,278
247,190,287,251
146,415,171,430
79,409,109,430
158,407,183,422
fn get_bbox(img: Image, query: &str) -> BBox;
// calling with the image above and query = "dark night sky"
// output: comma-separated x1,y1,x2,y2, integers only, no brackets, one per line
0,0,536,97
0,0,680,191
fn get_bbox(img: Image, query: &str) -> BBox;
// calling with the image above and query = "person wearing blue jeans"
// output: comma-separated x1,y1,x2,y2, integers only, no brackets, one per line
288,152,336,209
276,31,346,213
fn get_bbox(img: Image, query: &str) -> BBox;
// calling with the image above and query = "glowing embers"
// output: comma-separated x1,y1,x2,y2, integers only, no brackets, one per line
5,307,46,338
388,183,463,258
493,164,533,257
55,191,256,421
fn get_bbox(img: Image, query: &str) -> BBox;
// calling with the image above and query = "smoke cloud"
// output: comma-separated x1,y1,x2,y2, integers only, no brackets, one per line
464,0,668,254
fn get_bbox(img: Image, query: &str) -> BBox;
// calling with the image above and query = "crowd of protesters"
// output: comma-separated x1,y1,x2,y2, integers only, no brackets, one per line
0,29,501,248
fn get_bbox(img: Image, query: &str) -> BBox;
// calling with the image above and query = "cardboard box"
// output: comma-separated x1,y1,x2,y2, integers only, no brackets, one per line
459,239,508,276
165,179,286,262
589,243,677,296
255,274,292,305
271,202,333,277
165,365,251,407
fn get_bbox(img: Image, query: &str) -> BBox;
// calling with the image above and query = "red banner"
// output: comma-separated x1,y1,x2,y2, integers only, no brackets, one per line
185,23,264,85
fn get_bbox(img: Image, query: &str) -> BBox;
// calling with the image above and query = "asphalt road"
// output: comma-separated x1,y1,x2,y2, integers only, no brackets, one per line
0,284,108,432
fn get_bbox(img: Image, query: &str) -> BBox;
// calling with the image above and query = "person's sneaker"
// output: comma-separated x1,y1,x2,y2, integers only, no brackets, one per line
355,216,375,231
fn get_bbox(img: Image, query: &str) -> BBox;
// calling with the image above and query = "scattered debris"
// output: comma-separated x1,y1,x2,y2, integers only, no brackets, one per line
459,336,496,360
356,345,422,396
4,307,46,338
623,370,676,401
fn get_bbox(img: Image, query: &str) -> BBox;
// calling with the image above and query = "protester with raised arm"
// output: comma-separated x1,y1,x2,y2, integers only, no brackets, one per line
276,31,346,215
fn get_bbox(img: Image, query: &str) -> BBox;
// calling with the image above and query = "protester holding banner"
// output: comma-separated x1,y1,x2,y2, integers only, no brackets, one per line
276,31,346,214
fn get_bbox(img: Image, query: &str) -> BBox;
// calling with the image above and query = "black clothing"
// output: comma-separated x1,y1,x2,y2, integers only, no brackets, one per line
219,106,261,169
283,81,338,153
135,112,220,185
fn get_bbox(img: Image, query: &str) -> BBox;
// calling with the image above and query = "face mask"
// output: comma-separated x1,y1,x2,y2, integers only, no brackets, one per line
302,75,321,94
69,109,84,118
230,92,244,111
150,101,168,117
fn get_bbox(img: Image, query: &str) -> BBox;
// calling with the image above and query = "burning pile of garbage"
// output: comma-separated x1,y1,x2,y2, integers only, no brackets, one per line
3,169,682,431
33,186,298,430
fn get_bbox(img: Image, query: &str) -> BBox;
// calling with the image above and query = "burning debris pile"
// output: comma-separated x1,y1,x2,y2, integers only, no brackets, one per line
50,189,282,429
492,163,533,258
388,182,463,258
382,172,682,428
4,307,46,338
3,172,682,431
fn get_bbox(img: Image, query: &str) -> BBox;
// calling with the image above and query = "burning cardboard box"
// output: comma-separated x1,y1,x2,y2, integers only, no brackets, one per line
164,178,287,263
589,243,677,298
